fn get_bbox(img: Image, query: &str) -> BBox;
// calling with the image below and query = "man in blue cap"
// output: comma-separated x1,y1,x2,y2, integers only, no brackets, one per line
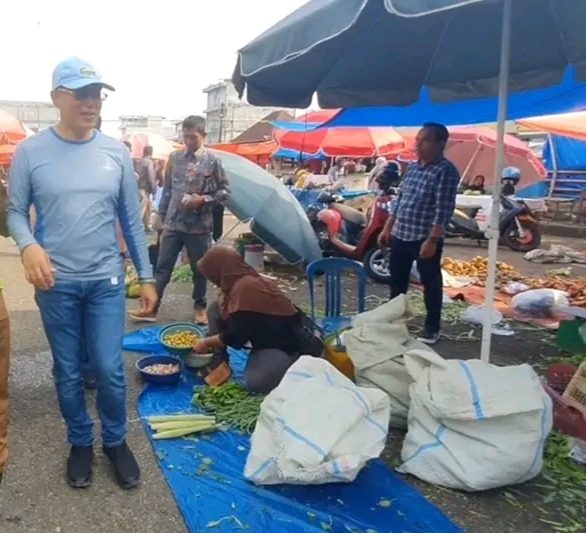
7,57,157,489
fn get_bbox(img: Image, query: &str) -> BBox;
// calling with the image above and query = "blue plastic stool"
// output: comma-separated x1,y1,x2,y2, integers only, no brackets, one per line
306,257,367,333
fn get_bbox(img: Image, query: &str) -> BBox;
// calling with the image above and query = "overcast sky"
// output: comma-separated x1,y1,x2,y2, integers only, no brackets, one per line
2,0,308,121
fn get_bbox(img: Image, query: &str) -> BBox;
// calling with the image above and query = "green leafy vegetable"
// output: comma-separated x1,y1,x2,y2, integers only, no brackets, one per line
192,382,265,434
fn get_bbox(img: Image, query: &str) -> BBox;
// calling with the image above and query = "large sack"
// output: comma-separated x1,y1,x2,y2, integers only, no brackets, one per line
345,295,437,428
244,357,390,485
397,349,553,491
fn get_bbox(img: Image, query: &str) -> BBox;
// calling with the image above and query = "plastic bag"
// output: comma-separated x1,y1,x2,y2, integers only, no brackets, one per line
502,282,530,295
570,438,586,465
511,288,569,318
461,305,502,325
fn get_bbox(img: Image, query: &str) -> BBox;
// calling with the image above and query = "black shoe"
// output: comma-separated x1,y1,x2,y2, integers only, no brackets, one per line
103,441,140,490
418,329,440,345
67,445,93,488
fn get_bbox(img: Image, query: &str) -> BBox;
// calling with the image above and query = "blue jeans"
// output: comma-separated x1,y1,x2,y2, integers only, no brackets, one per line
35,276,127,447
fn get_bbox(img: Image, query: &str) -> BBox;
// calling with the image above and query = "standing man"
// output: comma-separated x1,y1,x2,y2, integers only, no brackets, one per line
378,123,459,345
129,115,230,325
136,146,156,231
7,57,156,489
0,182,10,487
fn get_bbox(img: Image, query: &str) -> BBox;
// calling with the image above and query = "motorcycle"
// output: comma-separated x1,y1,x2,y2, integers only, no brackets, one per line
308,189,394,283
447,195,541,252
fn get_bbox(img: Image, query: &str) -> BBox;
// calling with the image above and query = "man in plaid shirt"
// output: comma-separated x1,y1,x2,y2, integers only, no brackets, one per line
379,123,460,344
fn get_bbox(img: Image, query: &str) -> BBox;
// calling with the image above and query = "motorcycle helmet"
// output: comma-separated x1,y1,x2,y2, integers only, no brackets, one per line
502,166,521,184
316,189,334,204
377,160,402,190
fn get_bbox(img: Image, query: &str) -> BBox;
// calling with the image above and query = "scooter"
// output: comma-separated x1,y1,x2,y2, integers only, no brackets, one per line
447,195,541,252
309,190,394,283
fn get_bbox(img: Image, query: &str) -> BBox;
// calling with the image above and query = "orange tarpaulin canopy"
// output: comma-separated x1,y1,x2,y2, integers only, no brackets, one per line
517,112,586,141
211,140,277,157
0,110,33,145
0,110,35,164
0,145,16,166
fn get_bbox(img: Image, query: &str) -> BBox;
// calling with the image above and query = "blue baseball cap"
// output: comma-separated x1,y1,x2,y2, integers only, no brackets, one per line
52,57,115,91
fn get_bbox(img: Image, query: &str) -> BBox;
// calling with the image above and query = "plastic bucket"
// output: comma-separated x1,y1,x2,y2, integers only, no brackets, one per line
244,244,264,270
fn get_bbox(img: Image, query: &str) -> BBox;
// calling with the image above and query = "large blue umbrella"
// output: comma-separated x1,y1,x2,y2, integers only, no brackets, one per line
211,149,322,264
233,0,586,109
233,0,586,363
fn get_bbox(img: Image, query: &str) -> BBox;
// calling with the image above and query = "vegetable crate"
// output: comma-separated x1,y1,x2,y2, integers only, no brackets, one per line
544,363,586,440
562,361,586,415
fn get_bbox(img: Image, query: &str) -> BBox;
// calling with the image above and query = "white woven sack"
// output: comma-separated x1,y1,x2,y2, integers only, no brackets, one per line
398,350,553,491
346,295,437,428
244,356,391,485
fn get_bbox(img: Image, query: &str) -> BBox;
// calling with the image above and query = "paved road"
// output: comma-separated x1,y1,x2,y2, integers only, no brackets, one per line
0,230,581,532
0,239,187,533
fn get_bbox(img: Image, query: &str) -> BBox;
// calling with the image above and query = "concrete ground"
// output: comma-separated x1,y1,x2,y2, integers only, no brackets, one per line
0,228,583,533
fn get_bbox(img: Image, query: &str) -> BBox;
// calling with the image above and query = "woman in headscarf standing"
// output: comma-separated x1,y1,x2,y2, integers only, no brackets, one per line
193,246,303,393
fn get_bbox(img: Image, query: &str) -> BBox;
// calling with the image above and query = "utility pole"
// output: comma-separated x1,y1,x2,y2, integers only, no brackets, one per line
218,103,227,143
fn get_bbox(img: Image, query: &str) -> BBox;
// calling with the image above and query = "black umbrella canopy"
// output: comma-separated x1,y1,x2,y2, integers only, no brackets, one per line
232,0,586,109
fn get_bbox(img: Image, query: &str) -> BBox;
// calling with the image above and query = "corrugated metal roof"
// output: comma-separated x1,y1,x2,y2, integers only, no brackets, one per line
230,110,294,143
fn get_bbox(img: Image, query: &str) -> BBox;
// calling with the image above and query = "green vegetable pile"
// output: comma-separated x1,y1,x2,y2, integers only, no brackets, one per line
124,265,141,298
192,382,265,434
172,265,193,283
408,292,467,327
538,432,586,532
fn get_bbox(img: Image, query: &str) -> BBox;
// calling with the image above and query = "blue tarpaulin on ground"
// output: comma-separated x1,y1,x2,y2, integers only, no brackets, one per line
126,327,463,533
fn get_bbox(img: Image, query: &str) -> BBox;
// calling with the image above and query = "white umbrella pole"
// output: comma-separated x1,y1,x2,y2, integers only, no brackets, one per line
480,0,513,363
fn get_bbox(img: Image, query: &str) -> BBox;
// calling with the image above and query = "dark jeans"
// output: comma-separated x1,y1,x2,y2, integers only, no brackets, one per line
212,204,225,242
35,276,127,447
155,229,210,311
388,238,444,333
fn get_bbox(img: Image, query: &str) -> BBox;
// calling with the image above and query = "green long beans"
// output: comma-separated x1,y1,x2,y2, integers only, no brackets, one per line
192,382,265,434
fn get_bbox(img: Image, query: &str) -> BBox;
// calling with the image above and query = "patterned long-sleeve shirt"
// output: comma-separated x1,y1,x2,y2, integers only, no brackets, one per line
158,147,230,234
389,155,460,242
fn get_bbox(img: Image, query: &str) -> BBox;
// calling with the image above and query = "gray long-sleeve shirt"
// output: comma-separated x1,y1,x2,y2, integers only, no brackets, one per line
7,128,152,281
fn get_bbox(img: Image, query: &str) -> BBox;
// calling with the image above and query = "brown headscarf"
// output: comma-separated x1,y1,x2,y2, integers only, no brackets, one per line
197,246,298,318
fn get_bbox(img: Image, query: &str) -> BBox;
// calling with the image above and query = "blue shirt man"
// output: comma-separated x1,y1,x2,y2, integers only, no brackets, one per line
379,123,460,344
6,57,157,490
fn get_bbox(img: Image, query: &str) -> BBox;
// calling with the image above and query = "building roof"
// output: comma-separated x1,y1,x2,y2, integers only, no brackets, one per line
203,80,232,93
230,110,294,144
